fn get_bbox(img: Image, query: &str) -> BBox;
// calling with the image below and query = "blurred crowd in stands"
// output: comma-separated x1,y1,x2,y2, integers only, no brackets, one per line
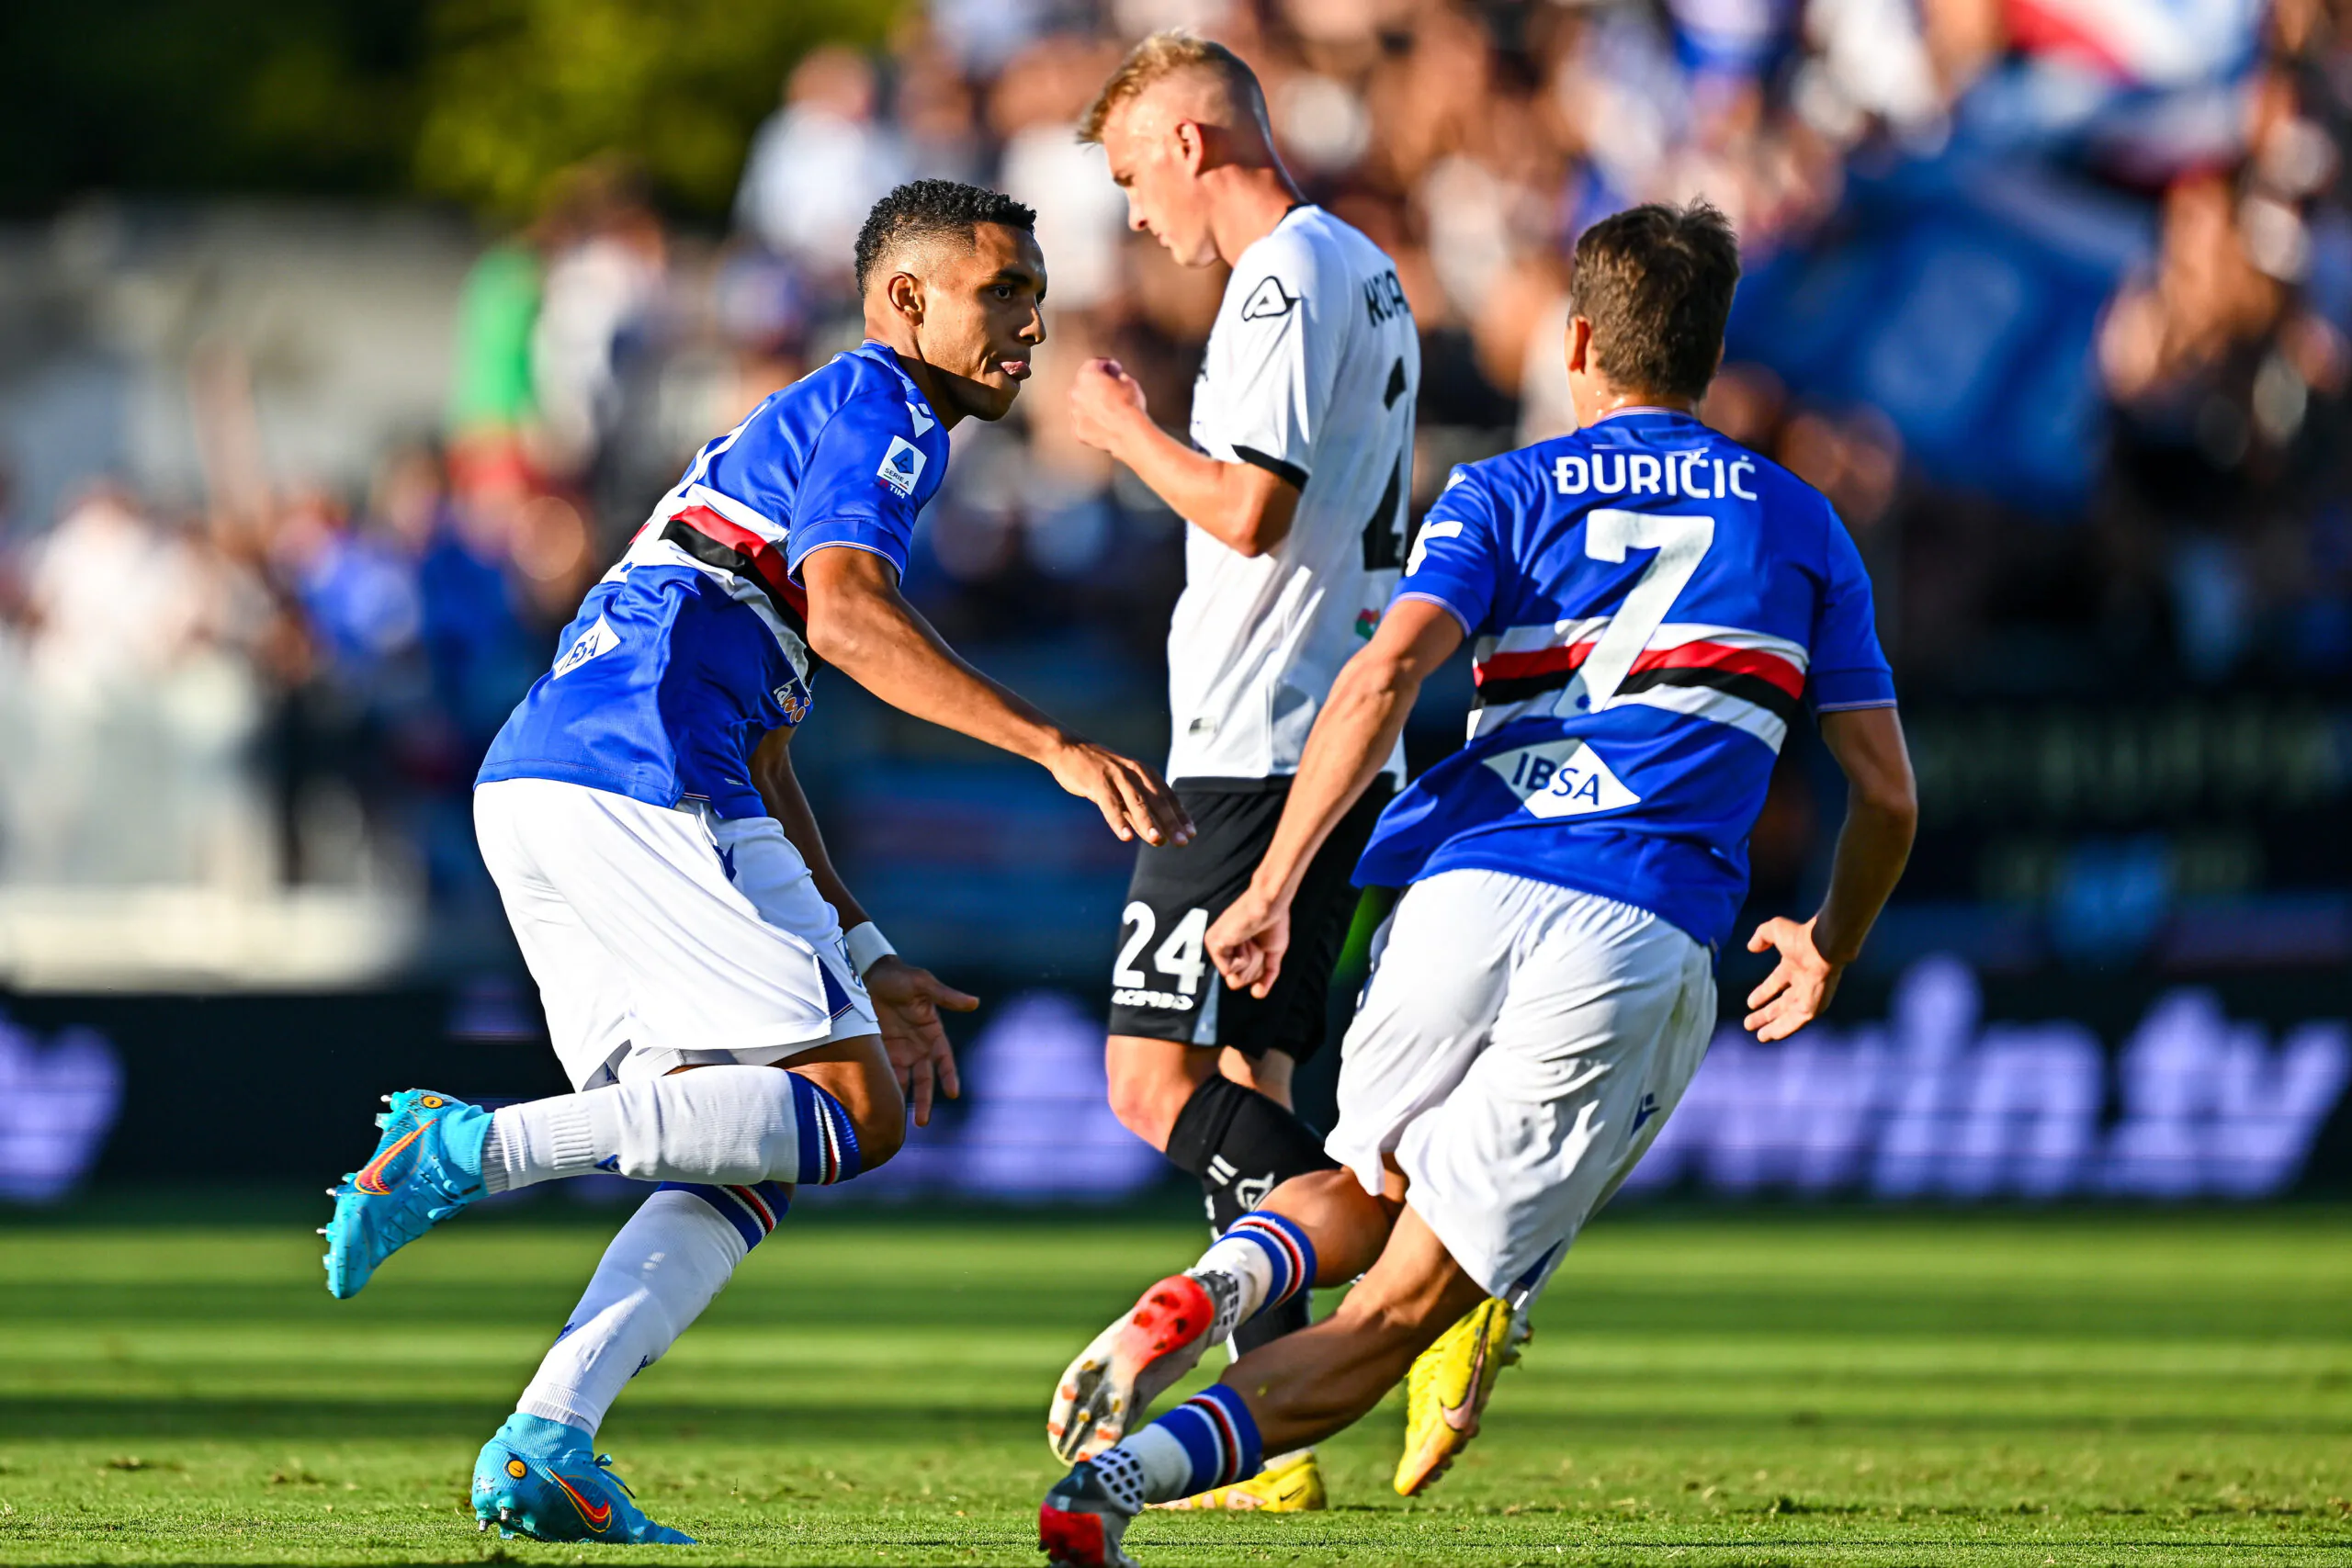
1,0,2346,964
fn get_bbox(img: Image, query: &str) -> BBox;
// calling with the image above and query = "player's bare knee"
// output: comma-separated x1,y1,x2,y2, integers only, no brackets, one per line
1103,1037,1198,1150
841,1056,908,1171
854,1101,906,1170
1106,1075,1175,1148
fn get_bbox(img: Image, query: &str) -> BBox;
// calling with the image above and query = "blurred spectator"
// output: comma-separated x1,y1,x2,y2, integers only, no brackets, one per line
734,47,913,290
6,0,2350,986
995,37,1130,314
6,485,267,887
447,235,546,448
531,160,671,484
897,25,992,185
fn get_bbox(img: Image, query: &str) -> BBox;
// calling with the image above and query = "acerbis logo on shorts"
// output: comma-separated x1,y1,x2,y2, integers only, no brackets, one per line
1113,987,1193,1012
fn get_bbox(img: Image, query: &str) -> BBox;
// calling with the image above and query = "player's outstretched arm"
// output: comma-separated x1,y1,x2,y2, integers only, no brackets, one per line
751,727,974,1124
1069,358,1299,557
799,544,1192,849
1207,598,1464,998
1745,706,1917,1043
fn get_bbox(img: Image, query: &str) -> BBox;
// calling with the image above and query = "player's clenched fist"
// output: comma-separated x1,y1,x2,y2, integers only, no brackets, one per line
1206,885,1292,999
1068,357,1148,454
1046,738,1193,847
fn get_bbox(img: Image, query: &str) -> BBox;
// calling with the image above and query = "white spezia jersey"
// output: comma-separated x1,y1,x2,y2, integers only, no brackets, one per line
1168,204,1420,784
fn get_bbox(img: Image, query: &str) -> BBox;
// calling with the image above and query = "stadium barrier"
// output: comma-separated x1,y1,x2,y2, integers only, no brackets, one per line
0,954,2345,1205
1625,955,2350,1201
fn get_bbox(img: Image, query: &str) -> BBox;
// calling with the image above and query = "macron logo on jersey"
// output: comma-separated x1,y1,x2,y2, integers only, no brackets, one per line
877,435,926,497
1240,276,1296,320
1485,737,1641,819
552,615,620,679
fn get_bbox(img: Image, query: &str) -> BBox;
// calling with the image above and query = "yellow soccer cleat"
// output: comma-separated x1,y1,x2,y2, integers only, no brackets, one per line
1394,1296,1526,1496
1149,1447,1328,1513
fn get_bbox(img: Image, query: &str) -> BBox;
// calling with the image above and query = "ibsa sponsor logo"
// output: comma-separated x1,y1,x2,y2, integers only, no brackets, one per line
553,615,620,678
1484,737,1641,819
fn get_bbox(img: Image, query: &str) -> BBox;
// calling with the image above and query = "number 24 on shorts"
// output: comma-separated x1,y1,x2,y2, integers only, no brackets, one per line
1113,903,1209,1007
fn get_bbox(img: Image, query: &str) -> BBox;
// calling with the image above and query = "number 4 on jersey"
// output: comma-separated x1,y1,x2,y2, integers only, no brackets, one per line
1360,357,1414,570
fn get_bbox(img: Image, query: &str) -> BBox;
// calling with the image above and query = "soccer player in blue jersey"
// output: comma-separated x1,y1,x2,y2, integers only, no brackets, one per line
314,180,1190,1546
1036,201,1917,1566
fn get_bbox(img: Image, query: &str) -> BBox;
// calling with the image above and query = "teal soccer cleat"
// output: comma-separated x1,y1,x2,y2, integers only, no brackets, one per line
320,1089,490,1299
472,1415,696,1544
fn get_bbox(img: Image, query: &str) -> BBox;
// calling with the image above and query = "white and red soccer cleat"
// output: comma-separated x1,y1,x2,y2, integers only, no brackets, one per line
1046,1271,1238,1463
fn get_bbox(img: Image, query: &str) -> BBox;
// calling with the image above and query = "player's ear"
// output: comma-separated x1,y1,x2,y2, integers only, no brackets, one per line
1565,315,1593,377
886,270,924,327
1173,118,1207,175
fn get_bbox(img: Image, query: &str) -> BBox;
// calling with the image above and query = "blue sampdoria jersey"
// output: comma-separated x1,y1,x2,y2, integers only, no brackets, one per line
1360,407,1895,949
480,341,948,817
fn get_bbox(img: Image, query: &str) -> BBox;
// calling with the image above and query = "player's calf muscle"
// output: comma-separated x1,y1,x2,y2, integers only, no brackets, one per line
1228,1217,1484,1447
1261,1168,1394,1281
1226,1292,1471,1449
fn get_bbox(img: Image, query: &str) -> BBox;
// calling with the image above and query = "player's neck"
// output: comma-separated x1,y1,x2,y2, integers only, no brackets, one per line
1206,164,1307,268
862,328,967,431
1573,384,1700,427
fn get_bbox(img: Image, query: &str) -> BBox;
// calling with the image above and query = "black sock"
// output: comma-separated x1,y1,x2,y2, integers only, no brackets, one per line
1164,1075,1337,1356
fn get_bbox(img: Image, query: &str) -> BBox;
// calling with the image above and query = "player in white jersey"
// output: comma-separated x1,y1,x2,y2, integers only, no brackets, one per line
1046,34,1422,1511
1036,204,1918,1567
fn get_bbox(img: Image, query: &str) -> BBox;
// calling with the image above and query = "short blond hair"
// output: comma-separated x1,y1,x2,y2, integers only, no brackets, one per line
1078,31,1270,145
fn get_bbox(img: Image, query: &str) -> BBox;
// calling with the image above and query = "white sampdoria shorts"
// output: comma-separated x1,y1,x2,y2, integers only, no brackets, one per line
1329,868,1715,1300
474,777,877,1091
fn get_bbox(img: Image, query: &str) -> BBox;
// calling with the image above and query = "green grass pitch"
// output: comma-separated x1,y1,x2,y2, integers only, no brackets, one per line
0,1203,2347,1566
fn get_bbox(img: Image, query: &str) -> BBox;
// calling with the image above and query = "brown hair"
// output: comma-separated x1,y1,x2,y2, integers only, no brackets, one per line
1078,31,1270,145
1567,202,1742,402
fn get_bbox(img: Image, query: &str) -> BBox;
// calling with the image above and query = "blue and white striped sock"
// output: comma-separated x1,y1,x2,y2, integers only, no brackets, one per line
1104,1384,1264,1506
1190,1211,1317,1327
787,1074,861,1185
514,1179,788,1433
655,1179,790,1247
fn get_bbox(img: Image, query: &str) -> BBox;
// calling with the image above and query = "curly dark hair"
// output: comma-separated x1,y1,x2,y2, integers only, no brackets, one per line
853,180,1038,297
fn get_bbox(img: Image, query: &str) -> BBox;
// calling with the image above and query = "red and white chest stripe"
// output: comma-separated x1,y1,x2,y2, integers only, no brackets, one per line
614,487,817,682
1469,618,1809,751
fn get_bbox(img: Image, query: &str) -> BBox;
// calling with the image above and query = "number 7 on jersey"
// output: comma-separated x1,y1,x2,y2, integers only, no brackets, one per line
1573,509,1713,710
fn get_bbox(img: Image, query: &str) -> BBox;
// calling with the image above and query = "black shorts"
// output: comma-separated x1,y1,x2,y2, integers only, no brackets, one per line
1105,778,1394,1064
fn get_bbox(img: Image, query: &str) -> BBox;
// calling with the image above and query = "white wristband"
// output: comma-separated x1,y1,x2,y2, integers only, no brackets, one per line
843,921,896,978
